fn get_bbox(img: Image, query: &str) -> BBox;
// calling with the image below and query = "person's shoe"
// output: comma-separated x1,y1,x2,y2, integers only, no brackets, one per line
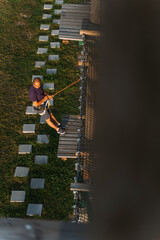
57,127,65,135
57,123,65,129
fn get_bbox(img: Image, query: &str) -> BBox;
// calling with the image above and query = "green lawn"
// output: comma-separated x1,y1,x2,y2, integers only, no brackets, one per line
0,0,83,220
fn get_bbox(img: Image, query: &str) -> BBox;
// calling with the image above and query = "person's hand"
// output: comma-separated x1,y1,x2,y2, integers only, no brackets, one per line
48,95,53,100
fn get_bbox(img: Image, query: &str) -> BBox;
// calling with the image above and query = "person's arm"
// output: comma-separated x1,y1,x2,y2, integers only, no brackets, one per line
44,91,53,99
33,95,48,108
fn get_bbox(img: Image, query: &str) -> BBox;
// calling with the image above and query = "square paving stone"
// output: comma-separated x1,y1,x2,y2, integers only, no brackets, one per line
39,36,49,42
18,145,32,154
32,75,43,82
51,30,59,36
14,167,29,177
50,42,60,48
43,4,53,10
40,24,50,30
37,48,48,54
48,54,59,61
35,155,48,164
54,9,62,15
30,178,45,189
42,14,52,19
37,135,49,144
26,204,42,216
35,61,46,68
52,19,60,24
43,83,54,90
10,191,26,202
23,124,36,133
26,106,37,115
46,69,57,74
55,0,64,4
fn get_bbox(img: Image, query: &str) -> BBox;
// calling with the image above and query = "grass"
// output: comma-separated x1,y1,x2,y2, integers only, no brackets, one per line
0,0,83,220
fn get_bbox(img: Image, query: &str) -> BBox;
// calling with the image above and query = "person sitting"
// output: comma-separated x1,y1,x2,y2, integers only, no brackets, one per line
29,77,65,135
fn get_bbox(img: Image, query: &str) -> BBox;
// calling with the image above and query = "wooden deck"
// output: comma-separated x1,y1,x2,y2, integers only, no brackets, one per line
59,4,90,41
57,115,81,159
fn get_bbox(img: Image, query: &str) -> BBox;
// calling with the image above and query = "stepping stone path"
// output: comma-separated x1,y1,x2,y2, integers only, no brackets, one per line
46,68,57,74
37,48,48,54
42,14,52,19
53,19,60,24
35,61,46,68
18,144,32,154
13,0,63,217
23,124,35,133
55,0,64,4
14,167,29,177
30,178,45,189
39,36,49,42
43,4,53,10
43,83,54,90
54,9,62,15
10,191,26,202
26,106,37,114
51,30,59,36
32,75,43,81
40,24,50,30
37,135,49,144
35,155,48,165
50,42,60,48
26,204,43,216
48,54,59,61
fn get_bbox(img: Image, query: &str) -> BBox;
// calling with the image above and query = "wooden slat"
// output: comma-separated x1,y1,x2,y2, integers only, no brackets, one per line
58,140,78,145
58,145,77,150
70,183,91,192
57,153,77,158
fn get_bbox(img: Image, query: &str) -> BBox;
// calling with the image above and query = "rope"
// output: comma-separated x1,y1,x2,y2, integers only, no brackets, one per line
51,79,80,98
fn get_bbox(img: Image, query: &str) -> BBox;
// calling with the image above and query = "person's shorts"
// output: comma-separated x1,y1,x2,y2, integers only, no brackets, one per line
38,109,51,121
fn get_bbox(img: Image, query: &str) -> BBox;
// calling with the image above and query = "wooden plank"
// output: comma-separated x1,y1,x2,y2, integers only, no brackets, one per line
58,153,77,158
58,140,78,145
59,137,78,141
58,149,77,154
70,183,91,192
58,145,77,150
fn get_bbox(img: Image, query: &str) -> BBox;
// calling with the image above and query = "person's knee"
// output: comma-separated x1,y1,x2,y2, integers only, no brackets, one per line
46,117,51,123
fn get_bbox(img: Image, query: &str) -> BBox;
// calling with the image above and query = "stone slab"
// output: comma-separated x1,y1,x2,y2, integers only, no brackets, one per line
23,124,36,133
18,145,32,154
43,83,54,90
30,178,45,189
10,191,26,202
35,155,48,164
14,167,29,177
51,30,59,36
26,106,37,114
35,61,46,68
39,36,49,42
32,75,43,82
26,204,42,216
43,4,53,10
37,135,49,144
46,69,57,74
52,19,60,24
50,42,60,48
54,9,62,15
37,48,48,54
48,54,59,61
55,0,64,4
40,24,50,31
42,14,52,19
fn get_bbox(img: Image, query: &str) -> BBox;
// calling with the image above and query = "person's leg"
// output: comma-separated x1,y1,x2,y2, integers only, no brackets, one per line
50,112,60,126
46,117,58,131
